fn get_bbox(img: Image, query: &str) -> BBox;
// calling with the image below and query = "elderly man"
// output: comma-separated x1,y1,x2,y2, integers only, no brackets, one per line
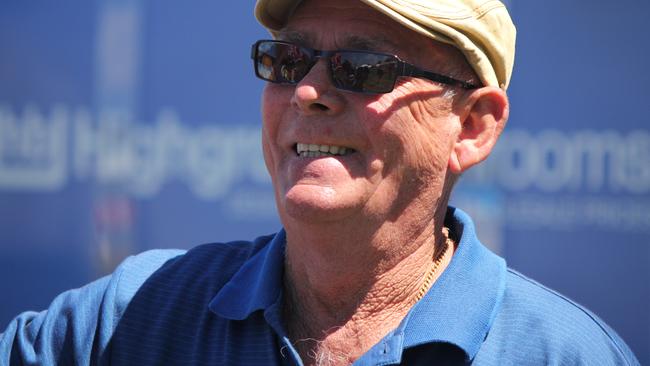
0,0,640,365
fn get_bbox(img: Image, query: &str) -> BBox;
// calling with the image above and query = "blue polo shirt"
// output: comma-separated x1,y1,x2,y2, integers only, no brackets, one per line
0,207,639,365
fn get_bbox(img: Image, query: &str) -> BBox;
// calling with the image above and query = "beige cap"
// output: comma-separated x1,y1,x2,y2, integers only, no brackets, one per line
255,0,516,90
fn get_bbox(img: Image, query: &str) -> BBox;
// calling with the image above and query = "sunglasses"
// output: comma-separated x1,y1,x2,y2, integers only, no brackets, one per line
251,40,478,94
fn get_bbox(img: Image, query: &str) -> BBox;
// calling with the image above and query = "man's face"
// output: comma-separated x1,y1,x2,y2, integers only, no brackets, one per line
261,0,465,225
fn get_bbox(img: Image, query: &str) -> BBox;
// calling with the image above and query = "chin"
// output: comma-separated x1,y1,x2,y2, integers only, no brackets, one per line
279,184,361,224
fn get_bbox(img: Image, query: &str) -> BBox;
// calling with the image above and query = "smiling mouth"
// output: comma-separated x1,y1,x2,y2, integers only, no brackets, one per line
295,143,355,157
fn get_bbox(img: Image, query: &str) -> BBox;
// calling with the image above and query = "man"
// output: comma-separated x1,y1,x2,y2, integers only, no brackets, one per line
0,0,640,365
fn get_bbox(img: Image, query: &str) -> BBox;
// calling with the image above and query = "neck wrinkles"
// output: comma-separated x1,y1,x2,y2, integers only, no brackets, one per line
281,211,453,365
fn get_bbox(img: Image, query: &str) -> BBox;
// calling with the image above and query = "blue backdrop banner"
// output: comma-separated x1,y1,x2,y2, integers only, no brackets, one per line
0,0,648,363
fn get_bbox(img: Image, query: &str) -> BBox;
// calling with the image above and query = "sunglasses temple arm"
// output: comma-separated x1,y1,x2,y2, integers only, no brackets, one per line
403,63,477,89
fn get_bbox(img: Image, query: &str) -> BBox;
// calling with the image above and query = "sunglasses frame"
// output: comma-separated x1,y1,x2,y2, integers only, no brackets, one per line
251,39,479,94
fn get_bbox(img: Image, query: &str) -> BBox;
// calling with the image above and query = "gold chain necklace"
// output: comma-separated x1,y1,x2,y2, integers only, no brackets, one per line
414,226,453,303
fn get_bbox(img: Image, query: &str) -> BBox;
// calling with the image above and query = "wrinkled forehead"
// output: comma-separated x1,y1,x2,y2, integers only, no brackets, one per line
275,0,458,65
275,0,473,76
276,29,402,54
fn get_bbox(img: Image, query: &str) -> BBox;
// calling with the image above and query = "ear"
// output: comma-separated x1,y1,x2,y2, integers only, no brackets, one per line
448,86,509,174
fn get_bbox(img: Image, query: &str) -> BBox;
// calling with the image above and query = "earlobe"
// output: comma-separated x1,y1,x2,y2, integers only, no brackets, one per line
448,86,509,174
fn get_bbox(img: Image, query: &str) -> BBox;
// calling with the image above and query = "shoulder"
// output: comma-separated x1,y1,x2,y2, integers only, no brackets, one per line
104,235,277,363
475,269,639,365
110,234,274,308
0,235,276,364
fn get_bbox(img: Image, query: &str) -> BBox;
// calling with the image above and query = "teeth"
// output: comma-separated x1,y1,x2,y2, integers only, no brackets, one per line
296,143,353,157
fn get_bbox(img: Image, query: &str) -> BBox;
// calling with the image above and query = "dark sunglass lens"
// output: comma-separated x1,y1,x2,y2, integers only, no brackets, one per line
331,52,398,93
256,42,312,84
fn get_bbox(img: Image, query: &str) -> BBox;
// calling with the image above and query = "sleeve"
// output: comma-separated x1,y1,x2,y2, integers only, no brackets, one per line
487,271,642,366
0,249,185,366
569,317,641,366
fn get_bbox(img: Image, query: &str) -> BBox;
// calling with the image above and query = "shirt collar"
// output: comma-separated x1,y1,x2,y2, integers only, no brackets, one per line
208,230,286,320
208,207,506,362
398,207,507,361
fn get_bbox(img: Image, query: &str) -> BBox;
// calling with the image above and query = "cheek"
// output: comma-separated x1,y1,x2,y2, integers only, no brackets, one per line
407,128,454,179
406,98,455,159
261,84,294,146
368,96,455,176
261,85,288,132
404,124,450,175
358,100,405,169
261,85,291,176
261,132,274,175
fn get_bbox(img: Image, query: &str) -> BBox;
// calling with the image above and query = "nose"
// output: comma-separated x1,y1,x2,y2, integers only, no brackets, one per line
291,59,345,115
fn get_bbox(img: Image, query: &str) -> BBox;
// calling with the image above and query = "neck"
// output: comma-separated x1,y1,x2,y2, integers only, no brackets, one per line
281,204,453,365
